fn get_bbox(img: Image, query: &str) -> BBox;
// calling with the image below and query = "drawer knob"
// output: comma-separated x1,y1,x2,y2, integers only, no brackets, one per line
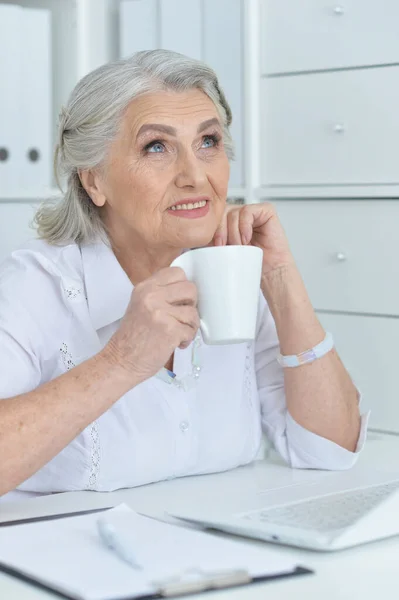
333,123,345,134
333,5,345,15
335,252,347,262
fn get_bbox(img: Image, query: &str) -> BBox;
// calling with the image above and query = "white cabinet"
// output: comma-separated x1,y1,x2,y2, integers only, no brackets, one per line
261,0,399,75
318,312,399,433
120,0,245,188
0,202,38,264
119,0,158,54
160,0,202,60
261,67,399,186
0,0,79,195
261,0,399,433
273,200,399,315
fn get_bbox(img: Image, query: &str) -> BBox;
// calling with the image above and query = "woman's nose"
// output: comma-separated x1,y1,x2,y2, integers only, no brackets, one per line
174,150,207,189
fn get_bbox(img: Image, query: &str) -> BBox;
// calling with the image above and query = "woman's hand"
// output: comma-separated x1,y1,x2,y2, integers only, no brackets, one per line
211,204,360,452
211,202,295,275
105,268,199,383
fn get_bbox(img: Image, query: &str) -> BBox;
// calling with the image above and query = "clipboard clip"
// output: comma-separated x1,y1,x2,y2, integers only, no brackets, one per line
152,567,251,597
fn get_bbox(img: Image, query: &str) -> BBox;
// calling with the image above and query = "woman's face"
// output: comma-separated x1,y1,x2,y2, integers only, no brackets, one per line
94,89,230,251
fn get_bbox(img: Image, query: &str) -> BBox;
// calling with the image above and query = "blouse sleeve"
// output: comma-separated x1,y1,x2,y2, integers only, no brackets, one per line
0,250,48,398
0,295,41,398
254,296,368,470
0,250,92,496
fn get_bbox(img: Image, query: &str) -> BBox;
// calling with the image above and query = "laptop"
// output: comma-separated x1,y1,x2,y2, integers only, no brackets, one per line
171,471,399,551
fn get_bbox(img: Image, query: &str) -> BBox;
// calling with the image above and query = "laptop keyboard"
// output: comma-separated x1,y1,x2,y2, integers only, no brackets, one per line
241,480,399,533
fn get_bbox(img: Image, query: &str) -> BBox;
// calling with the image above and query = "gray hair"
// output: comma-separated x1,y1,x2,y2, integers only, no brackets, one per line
34,49,234,245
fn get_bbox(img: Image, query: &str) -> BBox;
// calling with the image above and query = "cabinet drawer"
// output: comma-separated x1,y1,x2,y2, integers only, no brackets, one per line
273,200,399,316
318,312,399,433
261,0,399,74
261,67,399,186
0,203,37,264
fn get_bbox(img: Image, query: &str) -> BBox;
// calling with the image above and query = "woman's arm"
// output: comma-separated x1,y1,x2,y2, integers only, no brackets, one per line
0,350,137,496
213,202,361,452
262,263,360,451
0,267,199,496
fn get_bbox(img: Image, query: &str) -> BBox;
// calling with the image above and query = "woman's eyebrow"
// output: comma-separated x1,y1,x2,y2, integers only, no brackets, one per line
197,117,221,133
136,118,221,138
137,123,176,136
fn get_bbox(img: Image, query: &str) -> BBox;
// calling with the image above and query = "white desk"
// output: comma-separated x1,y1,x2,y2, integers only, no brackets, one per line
1,432,399,600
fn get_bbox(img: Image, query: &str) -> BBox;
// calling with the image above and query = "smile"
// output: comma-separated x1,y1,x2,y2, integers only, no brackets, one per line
169,200,207,211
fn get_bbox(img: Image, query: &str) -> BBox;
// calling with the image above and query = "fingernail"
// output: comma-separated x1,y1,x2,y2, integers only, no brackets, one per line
243,231,252,245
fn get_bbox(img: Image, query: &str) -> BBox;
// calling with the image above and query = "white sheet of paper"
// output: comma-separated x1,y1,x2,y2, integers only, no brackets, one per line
0,504,300,600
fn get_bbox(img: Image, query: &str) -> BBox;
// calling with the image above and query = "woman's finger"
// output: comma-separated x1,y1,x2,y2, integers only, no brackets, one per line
168,305,200,332
238,206,256,245
164,281,198,307
226,208,242,245
152,266,188,285
211,209,228,246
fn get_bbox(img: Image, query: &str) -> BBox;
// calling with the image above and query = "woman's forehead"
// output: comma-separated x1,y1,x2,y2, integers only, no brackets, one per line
124,90,220,135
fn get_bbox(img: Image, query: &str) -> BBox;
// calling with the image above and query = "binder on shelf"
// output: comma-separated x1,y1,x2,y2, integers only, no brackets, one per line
0,504,312,599
0,4,51,198
0,4,23,196
21,7,52,192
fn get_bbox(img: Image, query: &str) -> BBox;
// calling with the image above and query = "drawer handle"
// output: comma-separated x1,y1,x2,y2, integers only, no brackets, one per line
335,252,347,262
333,123,346,134
333,5,345,15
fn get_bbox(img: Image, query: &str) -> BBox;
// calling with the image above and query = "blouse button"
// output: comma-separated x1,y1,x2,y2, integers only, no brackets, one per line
179,421,190,433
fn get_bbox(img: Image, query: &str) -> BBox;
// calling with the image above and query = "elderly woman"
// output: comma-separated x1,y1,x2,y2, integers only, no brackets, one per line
0,50,366,502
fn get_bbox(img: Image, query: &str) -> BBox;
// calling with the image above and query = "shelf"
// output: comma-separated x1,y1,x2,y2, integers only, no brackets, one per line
227,187,247,199
1,187,248,204
256,184,399,200
0,188,61,202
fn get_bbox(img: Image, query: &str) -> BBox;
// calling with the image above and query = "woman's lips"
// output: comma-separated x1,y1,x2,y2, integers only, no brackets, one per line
167,199,210,219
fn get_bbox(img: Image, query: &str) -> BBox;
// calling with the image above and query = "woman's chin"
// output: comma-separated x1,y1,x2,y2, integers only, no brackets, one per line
176,230,215,250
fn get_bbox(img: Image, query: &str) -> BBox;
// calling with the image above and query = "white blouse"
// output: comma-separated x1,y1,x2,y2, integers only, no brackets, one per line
0,240,367,503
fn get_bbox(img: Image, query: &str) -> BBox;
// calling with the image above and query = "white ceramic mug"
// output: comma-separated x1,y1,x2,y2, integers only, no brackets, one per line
171,245,263,345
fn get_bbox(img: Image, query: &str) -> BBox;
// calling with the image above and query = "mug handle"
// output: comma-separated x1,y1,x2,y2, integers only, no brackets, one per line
199,318,210,343
171,253,211,342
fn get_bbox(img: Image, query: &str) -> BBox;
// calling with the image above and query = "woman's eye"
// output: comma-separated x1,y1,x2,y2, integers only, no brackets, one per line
145,141,165,153
201,135,219,149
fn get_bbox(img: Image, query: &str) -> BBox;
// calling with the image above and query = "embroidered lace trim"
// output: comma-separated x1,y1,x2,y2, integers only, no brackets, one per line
59,343,100,490
87,421,101,490
244,342,252,403
60,343,75,372
64,286,82,300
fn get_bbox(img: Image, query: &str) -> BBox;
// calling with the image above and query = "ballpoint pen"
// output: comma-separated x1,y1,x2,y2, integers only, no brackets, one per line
97,517,142,570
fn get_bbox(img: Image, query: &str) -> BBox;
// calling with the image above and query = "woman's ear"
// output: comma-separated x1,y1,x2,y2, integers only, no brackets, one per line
78,169,107,207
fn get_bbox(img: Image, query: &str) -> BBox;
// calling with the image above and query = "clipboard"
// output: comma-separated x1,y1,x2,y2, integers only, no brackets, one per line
0,560,312,599
0,505,313,599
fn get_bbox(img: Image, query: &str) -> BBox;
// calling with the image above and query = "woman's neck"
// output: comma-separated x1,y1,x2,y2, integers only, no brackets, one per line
108,232,183,285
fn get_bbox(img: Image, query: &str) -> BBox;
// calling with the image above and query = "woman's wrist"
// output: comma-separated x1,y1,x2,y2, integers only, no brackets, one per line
97,343,144,393
261,263,325,355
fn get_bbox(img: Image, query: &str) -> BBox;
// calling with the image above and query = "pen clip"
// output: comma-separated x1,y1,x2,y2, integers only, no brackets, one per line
153,568,251,597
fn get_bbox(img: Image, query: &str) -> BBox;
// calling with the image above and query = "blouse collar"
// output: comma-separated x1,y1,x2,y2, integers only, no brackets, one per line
80,241,133,331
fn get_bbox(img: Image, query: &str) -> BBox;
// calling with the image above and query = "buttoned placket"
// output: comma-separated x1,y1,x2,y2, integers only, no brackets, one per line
153,342,199,478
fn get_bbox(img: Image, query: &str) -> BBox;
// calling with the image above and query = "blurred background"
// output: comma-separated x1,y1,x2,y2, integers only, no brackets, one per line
0,0,398,435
